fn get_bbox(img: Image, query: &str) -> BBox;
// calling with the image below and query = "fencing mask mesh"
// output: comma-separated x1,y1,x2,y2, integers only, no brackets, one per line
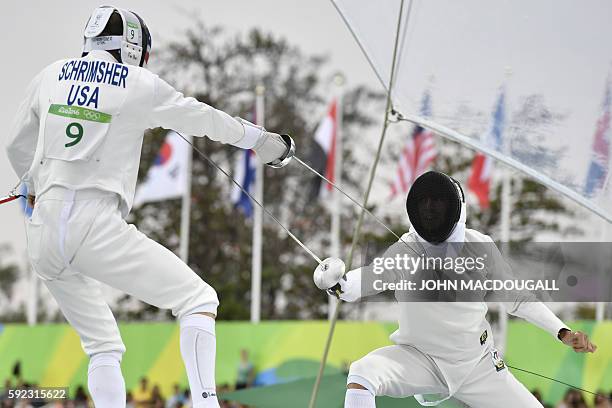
406,171,465,244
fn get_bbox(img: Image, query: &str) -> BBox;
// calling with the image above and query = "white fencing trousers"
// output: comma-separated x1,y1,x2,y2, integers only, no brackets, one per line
26,187,219,356
346,345,542,408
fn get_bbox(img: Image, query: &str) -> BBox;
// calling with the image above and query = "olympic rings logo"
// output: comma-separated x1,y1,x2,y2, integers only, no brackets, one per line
83,110,101,121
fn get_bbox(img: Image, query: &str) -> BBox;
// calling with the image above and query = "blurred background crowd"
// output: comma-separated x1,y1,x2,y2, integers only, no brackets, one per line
1,379,610,408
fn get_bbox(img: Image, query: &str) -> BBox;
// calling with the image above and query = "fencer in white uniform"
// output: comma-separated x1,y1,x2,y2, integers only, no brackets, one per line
313,171,597,408
5,6,294,408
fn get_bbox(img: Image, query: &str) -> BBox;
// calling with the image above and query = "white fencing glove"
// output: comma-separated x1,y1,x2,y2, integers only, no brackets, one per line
254,132,295,168
238,118,295,168
313,257,346,298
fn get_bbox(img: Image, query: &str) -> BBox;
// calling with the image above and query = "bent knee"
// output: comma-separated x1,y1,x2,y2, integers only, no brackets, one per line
83,337,126,358
175,282,219,319
348,358,368,377
347,360,376,394
88,351,123,373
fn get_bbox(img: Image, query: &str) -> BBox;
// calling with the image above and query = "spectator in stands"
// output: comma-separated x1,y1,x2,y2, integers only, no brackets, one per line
151,384,164,408
532,389,552,408
165,384,184,408
557,389,588,408
0,398,14,408
183,389,192,408
126,391,135,408
133,377,153,407
1,380,11,400
235,350,254,390
0,380,13,408
217,384,237,408
594,390,611,408
73,385,88,408
11,362,21,386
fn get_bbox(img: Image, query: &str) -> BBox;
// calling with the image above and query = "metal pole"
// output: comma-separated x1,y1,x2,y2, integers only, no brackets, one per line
500,173,511,244
497,71,513,352
595,302,605,321
500,70,512,247
329,74,345,319
595,222,608,321
251,85,265,324
309,0,408,405
179,135,193,263
498,149,511,353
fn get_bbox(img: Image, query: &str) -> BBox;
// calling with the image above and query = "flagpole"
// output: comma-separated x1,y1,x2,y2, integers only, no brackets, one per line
500,70,513,247
595,299,605,321
500,167,511,246
329,74,345,319
497,68,513,353
179,135,193,263
595,224,608,321
251,85,265,324
498,168,510,353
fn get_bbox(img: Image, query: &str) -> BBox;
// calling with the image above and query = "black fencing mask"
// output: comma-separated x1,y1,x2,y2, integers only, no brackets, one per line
406,171,465,244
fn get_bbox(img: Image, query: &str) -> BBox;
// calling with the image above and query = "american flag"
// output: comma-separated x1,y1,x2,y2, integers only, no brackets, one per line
468,89,505,209
390,91,436,198
584,80,611,197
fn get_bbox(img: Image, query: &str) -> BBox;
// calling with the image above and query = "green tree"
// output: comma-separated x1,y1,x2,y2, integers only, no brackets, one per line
0,244,21,320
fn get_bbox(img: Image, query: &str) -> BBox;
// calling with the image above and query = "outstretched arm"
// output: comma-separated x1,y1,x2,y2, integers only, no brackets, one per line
313,258,363,302
506,301,566,339
313,240,410,302
486,239,597,353
149,76,292,166
507,301,596,353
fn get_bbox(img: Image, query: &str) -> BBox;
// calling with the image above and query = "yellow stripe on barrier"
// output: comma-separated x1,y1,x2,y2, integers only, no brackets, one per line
40,328,86,387
145,325,185,396
260,322,392,372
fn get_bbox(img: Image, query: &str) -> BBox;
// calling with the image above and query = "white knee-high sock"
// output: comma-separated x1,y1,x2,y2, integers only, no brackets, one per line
345,389,376,408
180,314,219,408
88,352,126,408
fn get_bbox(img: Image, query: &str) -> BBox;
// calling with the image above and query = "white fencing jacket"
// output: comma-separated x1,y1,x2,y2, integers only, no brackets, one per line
6,50,263,217
339,208,568,398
